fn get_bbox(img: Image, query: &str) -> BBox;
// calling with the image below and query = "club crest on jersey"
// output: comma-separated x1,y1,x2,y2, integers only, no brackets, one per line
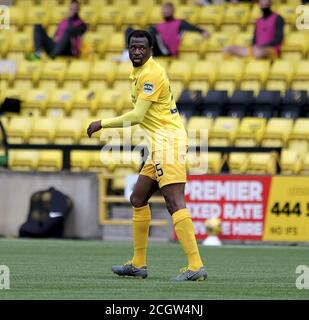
143,82,154,94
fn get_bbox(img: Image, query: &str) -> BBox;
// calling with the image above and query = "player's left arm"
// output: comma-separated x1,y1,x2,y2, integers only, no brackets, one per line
87,99,152,137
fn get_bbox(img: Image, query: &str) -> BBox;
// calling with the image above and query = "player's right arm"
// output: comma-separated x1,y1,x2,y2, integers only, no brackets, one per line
87,99,152,138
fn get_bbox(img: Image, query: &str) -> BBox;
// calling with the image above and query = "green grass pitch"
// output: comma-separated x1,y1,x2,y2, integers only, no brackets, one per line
0,239,308,300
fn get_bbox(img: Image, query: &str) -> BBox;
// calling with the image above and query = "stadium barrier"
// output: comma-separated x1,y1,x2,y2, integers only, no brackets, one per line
186,175,309,242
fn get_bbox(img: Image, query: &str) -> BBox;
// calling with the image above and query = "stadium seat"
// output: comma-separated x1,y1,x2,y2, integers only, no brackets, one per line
261,118,294,147
12,60,42,89
6,116,33,144
8,32,33,58
121,5,146,27
70,151,90,172
82,32,107,58
278,90,307,119
0,32,10,57
246,152,277,175
175,5,198,24
106,32,125,55
64,61,91,90
214,81,236,97
289,118,309,142
265,80,287,95
9,6,26,30
281,32,309,60
232,32,252,47
242,60,271,85
49,5,68,26
9,150,39,171
202,32,234,55
188,81,209,95
170,81,184,102
187,151,208,175
115,61,134,82
190,61,217,86
46,89,74,117
179,32,205,53
87,151,113,172
79,117,102,145
209,117,240,146
300,152,309,175
37,151,62,171
228,152,249,174
97,89,124,114
111,167,137,191
97,6,123,29
187,116,213,146
80,5,99,25
225,90,254,118
250,90,281,118
197,5,224,27
267,60,295,86
25,5,50,26
277,4,296,24
88,60,116,88
199,90,228,118
292,60,309,83
248,3,262,24
235,117,266,147
54,118,82,145
280,149,302,175
23,89,49,116
168,60,192,86
223,4,250,27
216,60,244,85
177,90,203,118
291,81,309,95
28,117,57,144
71,89,100,118
39,60,68,89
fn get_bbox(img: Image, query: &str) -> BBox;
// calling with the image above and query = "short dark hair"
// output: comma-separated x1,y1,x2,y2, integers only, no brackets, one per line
127,30,153,48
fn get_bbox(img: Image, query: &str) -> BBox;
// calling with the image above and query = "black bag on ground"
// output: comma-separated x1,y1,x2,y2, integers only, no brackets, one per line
19,187,73,238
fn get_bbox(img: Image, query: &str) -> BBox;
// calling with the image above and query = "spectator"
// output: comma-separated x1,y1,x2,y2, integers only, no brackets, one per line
114,2,210,62
223,0,284,59
26,0,87,60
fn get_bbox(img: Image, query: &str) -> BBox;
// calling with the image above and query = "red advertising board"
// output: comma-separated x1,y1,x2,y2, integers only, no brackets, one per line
185,175,272,241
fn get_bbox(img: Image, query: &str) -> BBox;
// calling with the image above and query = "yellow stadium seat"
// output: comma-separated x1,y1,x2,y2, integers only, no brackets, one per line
49,5,68,26
8,32,33,55
97,6,123,27
112,167,137,191
233,32,253,47
265,80,287,94
187,152,223,174
280,149,302,175
300,152,309,175
223,4,250,27
25,5,50,26
228,152,249,174
239,80,261,96
189,61,217,86
292,60,309,82
79,117,102,145
63,61,91,90
235,117,266,147
122,5,146,26
281,32,309,59
175,5,198,24
82,32,107,57
0,88,23,107
23,89,49,116
216,60,244,83
220,24,241,35
242,60,271,85
291,81,309,94
6,116,33,144
246,152,277,175
277,4,296,24
71,89,100,118
80,5,99,25
145,6,162,25
12,60,42,88
268,60,295,85
187,116,213,146
289,118,309,141
89,60,116,87
9,150,39,171
202,32,234,54
288,139,309,158
37,151,62,171
39,60,68,89
9,6,26,30
179,32,205,53
249,4,262,24
188,81,209,95
261,118,294,148
54,118,82,145
136,0,156,6
97,89,124,114
28,116,57,144
114,61,133,81
88,0,108,6
71,151,90,172
209,117,240,146
170,81,184,102
0,31,10,57
168,60,192,85
197,5,224,27
46,89,74,117
87,150,113,172
214,81,236,96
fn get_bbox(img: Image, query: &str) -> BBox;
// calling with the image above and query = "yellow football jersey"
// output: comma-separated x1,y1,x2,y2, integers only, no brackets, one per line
129,57,187,152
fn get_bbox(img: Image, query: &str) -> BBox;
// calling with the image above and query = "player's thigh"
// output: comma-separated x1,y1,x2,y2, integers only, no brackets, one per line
130,173,159,207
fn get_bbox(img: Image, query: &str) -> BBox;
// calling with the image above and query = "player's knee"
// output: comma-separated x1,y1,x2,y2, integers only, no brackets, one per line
130,193,147,208
164,196,185,215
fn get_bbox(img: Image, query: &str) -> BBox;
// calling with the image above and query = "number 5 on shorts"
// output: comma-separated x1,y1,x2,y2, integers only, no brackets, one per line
155,163,164,177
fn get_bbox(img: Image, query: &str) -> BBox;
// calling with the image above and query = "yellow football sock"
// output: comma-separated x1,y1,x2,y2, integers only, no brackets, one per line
172,208,203,271
131,204,151,268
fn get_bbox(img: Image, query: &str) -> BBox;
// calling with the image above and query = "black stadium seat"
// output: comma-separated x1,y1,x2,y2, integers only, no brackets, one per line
199,90,228,118
225,90,254,118
177,90,202,118
250,90,281,118
279,90,307,119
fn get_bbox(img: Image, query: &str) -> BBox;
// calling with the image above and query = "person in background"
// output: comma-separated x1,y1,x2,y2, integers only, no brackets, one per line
222,0,284,59
114,2,210,62
26,0,87,60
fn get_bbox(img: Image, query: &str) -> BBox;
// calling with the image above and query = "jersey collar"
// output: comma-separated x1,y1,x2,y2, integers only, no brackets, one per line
129,56,153,80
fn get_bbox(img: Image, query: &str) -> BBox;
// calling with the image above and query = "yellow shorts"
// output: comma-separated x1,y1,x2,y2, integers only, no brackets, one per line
140,146,187,188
